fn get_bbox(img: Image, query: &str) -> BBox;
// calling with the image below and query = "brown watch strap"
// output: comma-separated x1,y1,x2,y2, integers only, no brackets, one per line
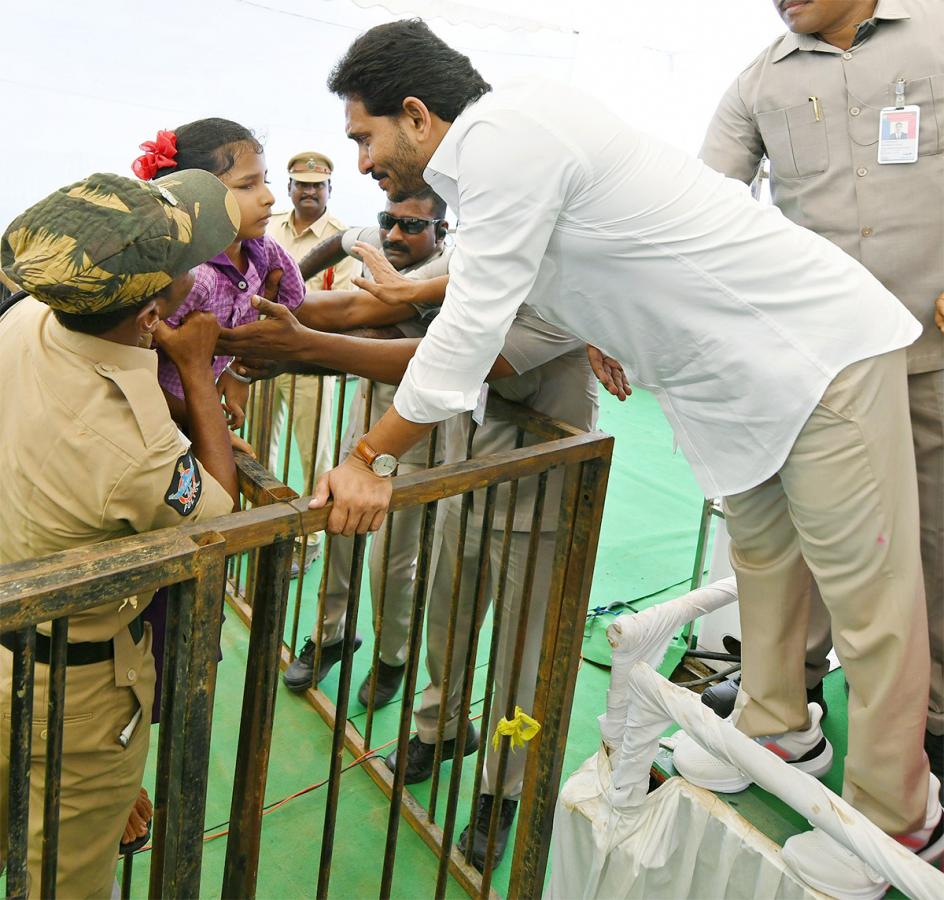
353,436,378,467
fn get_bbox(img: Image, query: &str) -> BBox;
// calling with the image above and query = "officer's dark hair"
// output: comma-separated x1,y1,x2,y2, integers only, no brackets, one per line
52,298,153,336
410,187,447,222
327,19,491,122
154,118,264,179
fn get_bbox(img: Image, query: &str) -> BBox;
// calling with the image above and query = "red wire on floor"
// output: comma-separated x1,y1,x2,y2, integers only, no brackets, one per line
132,713,484,854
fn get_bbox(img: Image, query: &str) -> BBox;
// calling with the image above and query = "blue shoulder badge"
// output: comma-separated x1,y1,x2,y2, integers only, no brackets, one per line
164,451,203,516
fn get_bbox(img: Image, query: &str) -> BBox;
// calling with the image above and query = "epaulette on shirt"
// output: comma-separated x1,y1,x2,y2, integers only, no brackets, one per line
94,363,175,450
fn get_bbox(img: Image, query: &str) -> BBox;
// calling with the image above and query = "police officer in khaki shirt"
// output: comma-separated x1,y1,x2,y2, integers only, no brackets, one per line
699,0,944,779
267,153,358,558
282,192,450,704
0,170,239,898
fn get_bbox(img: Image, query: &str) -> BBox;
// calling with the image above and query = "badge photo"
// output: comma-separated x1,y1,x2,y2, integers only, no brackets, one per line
878,105,920,164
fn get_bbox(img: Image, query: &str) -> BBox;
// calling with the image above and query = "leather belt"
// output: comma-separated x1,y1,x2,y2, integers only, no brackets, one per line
0,615,145,666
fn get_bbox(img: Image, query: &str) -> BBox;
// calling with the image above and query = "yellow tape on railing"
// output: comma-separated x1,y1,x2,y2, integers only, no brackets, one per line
491,706,542,752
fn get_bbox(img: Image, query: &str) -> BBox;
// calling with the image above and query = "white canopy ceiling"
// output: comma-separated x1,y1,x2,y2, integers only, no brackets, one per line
2,0,781,230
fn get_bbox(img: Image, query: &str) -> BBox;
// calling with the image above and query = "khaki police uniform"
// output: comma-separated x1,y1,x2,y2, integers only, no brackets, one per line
413,308,598,798
315,232,449,665
700,0,944,743
0,299,233,897
267,158,359,490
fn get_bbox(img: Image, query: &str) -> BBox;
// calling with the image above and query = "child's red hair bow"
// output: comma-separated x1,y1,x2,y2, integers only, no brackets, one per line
132,130,178,180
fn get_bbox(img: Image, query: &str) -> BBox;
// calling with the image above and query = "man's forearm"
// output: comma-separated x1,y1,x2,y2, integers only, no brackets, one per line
293,330,422,384
294,292,416,331
297,233,346,282
407,274,449,304
178,366,239,505
363,405,436,459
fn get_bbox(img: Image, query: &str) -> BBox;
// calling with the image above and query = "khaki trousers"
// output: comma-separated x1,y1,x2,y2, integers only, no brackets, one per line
269,373,336,489
726,349,930,834
0,632,155,898
803,369,944,734
315,459,426,667
414,499,556,799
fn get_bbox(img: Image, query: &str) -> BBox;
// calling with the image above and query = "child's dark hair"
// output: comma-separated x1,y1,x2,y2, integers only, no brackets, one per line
154,118,263,179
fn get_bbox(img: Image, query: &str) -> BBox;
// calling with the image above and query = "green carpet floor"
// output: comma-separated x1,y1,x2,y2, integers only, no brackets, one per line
7,386,881,898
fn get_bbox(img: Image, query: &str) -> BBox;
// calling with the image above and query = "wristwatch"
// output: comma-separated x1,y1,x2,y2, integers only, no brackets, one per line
353,436,398,477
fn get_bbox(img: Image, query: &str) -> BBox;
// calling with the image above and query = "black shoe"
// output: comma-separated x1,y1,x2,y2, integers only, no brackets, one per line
357,659,405,707
926,730,943,783
384,723,479,784
701,674,828,720
458,795,518,871
282,635,362,693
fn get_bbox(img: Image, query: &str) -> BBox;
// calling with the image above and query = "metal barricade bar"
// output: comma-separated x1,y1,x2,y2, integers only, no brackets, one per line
1,389,612,900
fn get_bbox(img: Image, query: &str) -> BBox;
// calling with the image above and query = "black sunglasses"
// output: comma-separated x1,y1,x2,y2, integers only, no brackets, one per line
377,212,443,235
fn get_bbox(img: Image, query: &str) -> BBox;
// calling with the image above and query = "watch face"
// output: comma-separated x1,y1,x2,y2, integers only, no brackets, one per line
371,453,398,477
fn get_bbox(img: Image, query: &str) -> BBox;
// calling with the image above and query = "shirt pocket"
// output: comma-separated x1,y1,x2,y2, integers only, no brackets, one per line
755,101,829,178
849,74,944,157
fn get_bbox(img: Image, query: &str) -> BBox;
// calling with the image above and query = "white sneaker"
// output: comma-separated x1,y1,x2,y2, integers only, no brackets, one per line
782,774,943,899
672,703,833,792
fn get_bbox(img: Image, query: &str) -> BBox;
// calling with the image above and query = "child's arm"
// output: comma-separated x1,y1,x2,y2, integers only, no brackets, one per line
265,238,306,311
216,368,250,429
162,387,188,426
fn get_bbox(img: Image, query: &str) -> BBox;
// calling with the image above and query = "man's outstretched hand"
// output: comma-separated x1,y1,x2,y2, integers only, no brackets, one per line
310,455,392,535
351,242,421,305
587,345,631,401
935,291,944,336
217,295,308,359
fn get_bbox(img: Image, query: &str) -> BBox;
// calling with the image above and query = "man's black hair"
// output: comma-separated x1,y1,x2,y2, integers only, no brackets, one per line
327,19,491,121
409,187,448,221
53,298,152,336
154,118,264,179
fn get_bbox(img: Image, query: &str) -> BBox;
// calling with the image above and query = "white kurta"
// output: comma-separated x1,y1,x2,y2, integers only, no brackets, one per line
393,78,920,497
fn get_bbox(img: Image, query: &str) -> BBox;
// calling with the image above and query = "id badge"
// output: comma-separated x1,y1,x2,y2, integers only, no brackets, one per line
878,105,920,164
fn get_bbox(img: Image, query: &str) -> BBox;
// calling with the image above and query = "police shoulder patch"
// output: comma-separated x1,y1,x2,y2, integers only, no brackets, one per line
164,450,203,516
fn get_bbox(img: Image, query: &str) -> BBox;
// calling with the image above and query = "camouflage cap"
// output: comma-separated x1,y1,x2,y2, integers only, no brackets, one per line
0,170,240,314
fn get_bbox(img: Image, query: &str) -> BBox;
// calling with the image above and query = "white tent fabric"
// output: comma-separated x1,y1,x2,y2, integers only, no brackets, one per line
348,0,574,32
2,0,782,232
600,578,738,753
549,762,822,900
1,0,576,230
550,582,944,900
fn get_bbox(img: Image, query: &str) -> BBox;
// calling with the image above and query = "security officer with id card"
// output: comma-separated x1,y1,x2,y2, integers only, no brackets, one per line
0,170,239,897
699,0,944,784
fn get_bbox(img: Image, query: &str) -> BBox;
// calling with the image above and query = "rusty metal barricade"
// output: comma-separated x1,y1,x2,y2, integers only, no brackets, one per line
0,370,611,899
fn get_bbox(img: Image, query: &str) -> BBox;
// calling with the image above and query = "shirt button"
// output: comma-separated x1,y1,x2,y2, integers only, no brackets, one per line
850,106,861,117
127,668,137,682
237,280,248,290
856,167,869,177
842,51,853,60
40,729,48,740
861,226,874,237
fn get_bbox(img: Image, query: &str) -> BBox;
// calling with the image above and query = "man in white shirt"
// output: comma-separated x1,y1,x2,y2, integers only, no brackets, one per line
304,18,939,895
